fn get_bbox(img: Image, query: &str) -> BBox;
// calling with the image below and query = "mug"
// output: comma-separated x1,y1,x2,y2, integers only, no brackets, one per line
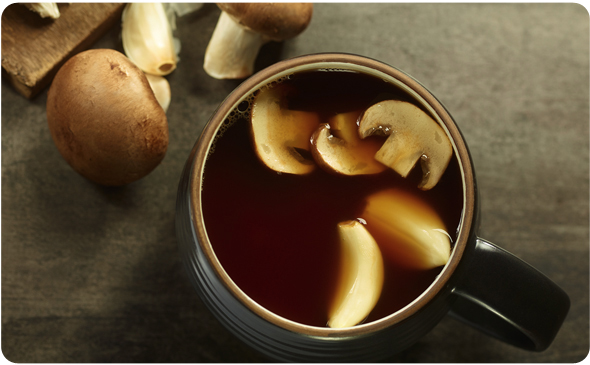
175,53,570,362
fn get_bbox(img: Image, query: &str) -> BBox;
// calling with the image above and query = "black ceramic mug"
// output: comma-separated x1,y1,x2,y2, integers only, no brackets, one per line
175,53,570,362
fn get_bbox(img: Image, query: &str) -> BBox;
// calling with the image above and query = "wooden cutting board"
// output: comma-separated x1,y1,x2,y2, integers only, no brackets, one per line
1,3,125,99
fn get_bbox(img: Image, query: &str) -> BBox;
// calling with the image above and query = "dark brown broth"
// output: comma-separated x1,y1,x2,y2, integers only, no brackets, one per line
201,70,463,327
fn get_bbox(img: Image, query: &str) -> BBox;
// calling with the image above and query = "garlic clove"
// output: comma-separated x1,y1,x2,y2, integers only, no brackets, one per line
145,73,171,113
24,3,60,19
122,3,177,76
328,220,384,329
361,188,451,270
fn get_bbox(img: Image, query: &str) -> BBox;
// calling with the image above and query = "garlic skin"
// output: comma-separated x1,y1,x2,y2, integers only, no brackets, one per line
164,3,203,28
24,3,60,19
122,3,177,76
145,74,171,113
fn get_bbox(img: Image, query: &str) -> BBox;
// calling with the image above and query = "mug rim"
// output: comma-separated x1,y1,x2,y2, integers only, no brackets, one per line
189,52,476,337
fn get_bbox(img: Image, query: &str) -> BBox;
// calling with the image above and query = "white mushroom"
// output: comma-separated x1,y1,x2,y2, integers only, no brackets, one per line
250,83,320,174
358,100,453,190
311,111,386,175
204,3,313,79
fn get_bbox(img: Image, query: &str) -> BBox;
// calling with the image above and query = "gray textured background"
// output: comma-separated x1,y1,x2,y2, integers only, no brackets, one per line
2,3,588,362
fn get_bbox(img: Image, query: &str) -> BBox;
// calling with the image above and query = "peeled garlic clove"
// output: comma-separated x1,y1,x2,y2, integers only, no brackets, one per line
122,3,177,76
145,74,171,112
24,3,60,19
328,220,384,329
361,188,451,270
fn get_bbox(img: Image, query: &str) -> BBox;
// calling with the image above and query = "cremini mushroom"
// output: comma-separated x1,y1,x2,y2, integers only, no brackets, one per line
311,111,386,175
46,49,169,186
358,100,453,190
204,3,313,79
328,220,384,329
250,83,320,175
361,188,451,270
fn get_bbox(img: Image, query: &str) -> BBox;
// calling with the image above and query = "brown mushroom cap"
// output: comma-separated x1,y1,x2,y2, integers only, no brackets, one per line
46,49,168,186
217,3,313,41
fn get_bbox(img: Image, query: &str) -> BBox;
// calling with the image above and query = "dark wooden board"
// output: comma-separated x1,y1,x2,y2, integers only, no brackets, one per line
1,3,125,98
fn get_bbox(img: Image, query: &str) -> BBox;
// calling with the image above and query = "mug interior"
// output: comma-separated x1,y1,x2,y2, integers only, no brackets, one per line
189,53,475,337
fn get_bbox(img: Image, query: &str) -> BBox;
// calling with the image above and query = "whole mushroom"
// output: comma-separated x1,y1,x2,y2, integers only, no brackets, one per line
46,49,169,186
204,3,313,79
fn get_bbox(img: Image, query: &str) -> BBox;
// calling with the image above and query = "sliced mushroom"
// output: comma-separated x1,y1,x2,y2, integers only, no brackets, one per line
361,188,451,270
358,100,453,190
204,3,313,79
250,84,320,174
311,111,387,175
328,220,384,329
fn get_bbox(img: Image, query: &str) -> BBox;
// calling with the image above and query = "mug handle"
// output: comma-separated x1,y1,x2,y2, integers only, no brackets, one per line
449,237,570,351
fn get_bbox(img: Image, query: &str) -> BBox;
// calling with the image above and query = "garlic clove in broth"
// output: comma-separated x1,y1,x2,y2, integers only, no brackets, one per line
361,188,451,270
24,3,60,19
122,3,177,76
328,220,384,329
145,73,171,112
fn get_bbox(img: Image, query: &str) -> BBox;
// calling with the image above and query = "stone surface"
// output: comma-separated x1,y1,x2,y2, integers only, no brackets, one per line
2,3,588,362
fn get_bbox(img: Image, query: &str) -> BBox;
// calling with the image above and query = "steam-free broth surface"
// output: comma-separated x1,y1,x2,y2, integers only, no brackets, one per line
201,70,463,327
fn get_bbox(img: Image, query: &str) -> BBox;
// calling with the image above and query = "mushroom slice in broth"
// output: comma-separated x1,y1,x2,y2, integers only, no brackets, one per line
358,100,453,190
250,83,320,175
311,110,386,176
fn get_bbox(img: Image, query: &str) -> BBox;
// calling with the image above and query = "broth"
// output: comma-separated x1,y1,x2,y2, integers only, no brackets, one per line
201,70,463,327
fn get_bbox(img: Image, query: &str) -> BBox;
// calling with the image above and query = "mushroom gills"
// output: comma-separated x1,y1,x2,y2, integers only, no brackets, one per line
361,188,451,270
311,111,387,175
328,220,384,329
250,84,320,174
358,100,453,190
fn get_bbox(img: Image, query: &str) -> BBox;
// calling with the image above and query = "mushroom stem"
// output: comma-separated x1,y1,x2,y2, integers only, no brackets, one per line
204,11,267,79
